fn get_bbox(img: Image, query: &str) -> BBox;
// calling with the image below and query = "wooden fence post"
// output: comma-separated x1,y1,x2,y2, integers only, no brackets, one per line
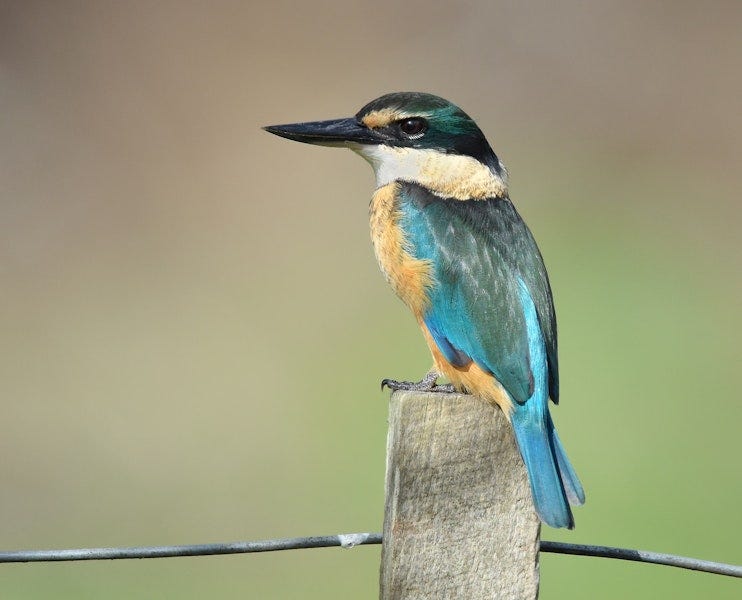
379,390,540,599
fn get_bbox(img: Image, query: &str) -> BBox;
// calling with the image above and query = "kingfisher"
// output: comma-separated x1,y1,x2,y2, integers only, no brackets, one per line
264,92,585,528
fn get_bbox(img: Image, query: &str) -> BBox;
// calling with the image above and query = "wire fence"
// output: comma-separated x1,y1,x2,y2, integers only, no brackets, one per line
1,533,740,578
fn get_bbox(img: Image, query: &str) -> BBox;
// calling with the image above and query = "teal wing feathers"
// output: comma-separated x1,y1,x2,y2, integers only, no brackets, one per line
397,182,583,528
397,182,559,406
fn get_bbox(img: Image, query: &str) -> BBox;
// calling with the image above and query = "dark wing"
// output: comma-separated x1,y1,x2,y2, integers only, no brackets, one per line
398,182,559,405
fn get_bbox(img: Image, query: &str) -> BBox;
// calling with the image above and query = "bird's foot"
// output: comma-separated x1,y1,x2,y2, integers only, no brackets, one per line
381,370,455,393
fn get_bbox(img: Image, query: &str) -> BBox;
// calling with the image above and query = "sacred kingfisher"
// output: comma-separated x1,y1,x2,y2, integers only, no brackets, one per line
264,92,585,529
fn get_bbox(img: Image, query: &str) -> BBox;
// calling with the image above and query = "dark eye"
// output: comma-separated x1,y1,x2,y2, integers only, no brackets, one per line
398,117,427,138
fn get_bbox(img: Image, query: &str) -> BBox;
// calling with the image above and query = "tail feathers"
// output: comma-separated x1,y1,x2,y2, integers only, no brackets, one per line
512,411,582,529
548,412,585,506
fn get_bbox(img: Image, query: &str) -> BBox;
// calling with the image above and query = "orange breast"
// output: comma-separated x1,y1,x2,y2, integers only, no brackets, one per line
369,183,433,317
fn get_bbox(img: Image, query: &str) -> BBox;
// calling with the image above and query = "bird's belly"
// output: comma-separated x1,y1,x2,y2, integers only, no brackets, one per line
369,183,433,316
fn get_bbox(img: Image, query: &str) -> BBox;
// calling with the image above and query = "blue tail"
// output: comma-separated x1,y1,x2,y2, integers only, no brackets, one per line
513,277,584,528
511,408,585,529
548,412,585,507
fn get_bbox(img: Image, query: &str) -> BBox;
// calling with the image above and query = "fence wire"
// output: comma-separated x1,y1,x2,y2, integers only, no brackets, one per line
0,533,739,578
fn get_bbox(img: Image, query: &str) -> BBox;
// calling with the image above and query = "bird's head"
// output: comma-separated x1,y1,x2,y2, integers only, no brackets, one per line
264,92,508,200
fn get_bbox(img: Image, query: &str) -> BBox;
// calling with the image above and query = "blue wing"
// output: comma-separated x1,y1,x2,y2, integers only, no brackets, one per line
397,182,558,405
398,182,584,528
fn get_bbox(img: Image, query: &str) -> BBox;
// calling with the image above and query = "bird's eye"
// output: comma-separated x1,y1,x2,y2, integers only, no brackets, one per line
398,117,427,139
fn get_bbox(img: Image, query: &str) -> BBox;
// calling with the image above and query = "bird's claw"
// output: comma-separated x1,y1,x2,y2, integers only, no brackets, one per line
381,372,456,393
381,378,415,391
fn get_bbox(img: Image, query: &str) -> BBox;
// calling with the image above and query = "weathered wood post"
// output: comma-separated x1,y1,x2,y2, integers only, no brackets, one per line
380,390,540,599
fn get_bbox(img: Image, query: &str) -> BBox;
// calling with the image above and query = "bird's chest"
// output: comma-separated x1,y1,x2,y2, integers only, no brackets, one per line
369,183,433,317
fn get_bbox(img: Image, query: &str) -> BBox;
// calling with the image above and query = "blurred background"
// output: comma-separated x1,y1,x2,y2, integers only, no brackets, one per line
1,1,740,598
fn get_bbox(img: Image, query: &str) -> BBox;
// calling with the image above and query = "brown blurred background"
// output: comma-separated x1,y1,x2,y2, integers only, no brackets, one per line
1,1,740,598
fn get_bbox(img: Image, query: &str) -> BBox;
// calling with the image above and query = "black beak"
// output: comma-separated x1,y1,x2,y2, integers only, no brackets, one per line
262,117,381,146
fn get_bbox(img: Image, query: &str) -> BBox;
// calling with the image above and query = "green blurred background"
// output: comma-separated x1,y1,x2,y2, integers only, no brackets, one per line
1,1,740,598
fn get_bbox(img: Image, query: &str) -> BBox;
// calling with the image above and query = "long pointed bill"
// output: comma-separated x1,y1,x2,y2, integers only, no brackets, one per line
262,117,381,147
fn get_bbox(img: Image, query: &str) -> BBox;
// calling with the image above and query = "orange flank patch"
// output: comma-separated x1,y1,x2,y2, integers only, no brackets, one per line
369,183,434,316
419,320,515,417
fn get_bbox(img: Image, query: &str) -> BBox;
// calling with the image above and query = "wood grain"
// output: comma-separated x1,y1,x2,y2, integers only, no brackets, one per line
380,390,540,599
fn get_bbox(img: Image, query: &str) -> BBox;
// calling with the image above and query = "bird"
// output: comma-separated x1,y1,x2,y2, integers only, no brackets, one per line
263,92,585,529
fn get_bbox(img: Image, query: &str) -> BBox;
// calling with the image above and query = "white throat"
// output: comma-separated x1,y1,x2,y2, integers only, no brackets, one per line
350,144,507,200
